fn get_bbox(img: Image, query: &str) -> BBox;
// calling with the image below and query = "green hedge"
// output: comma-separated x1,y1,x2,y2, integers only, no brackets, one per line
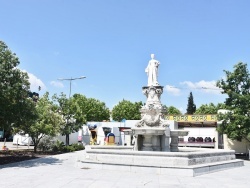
52,141,85,152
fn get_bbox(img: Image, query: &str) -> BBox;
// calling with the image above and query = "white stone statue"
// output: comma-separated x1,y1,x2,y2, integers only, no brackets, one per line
145,54,160,86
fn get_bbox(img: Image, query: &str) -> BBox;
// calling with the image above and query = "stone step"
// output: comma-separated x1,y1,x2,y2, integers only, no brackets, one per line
77,158,243,177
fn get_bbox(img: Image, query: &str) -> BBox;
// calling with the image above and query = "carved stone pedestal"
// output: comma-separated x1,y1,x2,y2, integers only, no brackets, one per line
170,130,189,152
132,84,189,152
132,127,170,151
142,135,153,151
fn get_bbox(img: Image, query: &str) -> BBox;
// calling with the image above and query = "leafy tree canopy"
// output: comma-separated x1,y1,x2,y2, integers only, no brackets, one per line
53,93,86,145
195,103,226,115
166,106,182,115
186,92,196,114
72,94,110,122
111,99,143,122
20,92,63,152
0,41,33,131
217,62,250,142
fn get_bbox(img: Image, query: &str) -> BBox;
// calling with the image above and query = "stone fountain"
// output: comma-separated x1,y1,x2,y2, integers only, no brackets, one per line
77,54,243,176
132,54,188,152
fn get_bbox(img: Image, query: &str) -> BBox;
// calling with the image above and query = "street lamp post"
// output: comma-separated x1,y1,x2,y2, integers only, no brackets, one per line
58,76,86,98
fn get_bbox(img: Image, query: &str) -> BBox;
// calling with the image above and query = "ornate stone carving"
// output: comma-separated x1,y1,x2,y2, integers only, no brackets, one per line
142,86,163,107
135,85,167,128
135,105,169,128
133,54,171,151
131,54,190,152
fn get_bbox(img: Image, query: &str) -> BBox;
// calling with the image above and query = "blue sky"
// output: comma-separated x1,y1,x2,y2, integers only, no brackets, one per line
1,0,250,113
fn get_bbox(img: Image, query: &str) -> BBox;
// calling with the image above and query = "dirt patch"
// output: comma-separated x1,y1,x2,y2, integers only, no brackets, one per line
0,150,59,165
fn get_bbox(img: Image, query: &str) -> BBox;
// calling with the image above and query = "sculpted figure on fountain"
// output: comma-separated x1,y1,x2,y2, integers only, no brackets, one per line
145,54,160,86
135,54,168,128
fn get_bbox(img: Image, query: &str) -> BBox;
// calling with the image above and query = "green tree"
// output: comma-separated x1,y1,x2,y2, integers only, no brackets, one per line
54,93,86,146
217,62,250,142
72,94,110,122
111,100,143,121
195,103,226,114
186,92,196,114
166,106,182,115
217,103,226,110
0,41,33,132
20,92,63,152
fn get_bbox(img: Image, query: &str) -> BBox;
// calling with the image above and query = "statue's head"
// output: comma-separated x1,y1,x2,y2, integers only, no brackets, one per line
151,54,155,59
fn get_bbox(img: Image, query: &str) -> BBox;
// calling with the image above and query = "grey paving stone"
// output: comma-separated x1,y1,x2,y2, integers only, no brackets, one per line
0,150,249,188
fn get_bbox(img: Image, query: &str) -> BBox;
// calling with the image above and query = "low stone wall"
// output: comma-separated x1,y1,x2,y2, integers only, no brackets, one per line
86,145,134,150
84,147,236,167
77,147,243,176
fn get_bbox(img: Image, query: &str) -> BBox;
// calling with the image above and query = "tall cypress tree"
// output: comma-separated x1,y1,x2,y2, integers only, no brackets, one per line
186,92,196,114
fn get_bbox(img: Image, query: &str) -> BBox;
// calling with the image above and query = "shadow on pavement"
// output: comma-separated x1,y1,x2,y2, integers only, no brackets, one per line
0,156,63,169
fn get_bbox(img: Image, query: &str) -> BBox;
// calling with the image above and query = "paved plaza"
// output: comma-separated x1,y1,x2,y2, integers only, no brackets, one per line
0,149,250,188
1,141,34,150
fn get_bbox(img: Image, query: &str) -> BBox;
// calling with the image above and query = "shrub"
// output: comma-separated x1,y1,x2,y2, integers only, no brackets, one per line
71,143,84,151
52,140,65,152
37,136,55,151
51,141,84,153
64,145,74,152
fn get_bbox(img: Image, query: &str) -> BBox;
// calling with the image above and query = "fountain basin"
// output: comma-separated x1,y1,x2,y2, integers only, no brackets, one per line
132,127,166,135
170,130,189,137
170,130,189,152
77,146,244,176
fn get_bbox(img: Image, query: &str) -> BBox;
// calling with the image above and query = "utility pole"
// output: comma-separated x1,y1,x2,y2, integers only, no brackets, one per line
58,76,86,98
57,76,86,146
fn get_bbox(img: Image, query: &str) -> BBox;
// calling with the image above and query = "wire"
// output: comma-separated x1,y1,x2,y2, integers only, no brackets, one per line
169,86,223,91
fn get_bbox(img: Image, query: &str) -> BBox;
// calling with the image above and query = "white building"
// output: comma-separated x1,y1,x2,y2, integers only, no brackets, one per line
58,113,249,155
78,120,178,146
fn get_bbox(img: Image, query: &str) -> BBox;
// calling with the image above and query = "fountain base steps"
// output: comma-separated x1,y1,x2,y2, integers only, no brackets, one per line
77,146,244,177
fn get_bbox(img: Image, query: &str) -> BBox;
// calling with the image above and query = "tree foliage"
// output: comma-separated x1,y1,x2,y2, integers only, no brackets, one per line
195,103,226,115
186,92,196,114
53,93,86,146
166,106,182,115
72,94,110,122
20,92,63,152
0,41,33,132
111,99,143,121
217,62,250,142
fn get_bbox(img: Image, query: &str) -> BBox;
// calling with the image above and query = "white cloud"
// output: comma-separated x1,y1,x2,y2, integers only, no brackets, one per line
23,70,46,91
165,85,181,96
50,81,64,88
180,80,222,94
178,107,185,113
